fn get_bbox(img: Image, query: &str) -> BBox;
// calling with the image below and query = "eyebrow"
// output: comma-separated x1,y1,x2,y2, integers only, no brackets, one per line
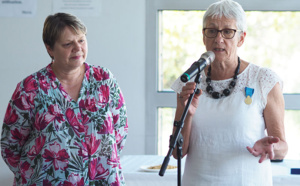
61,35,85,42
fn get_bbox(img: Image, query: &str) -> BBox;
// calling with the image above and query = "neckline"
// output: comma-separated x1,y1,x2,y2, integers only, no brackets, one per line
47,62,89,103
203,63,251,82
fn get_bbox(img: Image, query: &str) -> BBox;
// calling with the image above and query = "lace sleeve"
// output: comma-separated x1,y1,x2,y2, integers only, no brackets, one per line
258,67,283,107
171,77,186,94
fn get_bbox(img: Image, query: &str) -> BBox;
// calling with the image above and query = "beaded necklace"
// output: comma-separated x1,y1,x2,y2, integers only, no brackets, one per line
206,57,241,99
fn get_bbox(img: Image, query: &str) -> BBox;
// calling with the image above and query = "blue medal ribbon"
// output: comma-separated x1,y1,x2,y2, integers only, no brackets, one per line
245,87,254,98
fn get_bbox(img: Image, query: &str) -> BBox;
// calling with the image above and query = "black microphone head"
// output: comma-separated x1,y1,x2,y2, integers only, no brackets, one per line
200,51,215,65
179,51,215,83
180,75,189,83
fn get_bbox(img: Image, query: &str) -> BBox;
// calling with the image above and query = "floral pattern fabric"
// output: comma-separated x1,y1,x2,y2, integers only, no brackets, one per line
1,63,128,186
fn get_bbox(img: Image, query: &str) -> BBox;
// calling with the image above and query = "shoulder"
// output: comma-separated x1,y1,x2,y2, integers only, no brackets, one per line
17,65,49,91
256,65,283,90
244,63,282,88
246,63,283,107
87,63,115,81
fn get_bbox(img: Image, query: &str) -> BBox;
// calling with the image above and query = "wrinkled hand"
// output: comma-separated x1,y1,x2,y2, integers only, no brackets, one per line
246,136,280,163
177,82,202,116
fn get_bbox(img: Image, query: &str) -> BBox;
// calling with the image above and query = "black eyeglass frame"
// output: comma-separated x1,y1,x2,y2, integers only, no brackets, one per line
203,28,242,39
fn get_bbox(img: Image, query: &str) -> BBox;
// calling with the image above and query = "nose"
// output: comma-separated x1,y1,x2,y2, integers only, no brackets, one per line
73,42,81,52
215,31,224,43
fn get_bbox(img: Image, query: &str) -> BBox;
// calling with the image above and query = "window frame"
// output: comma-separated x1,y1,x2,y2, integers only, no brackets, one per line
145,0,300,154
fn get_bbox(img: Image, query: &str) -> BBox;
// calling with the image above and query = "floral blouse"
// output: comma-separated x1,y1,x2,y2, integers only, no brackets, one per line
1,63,128,186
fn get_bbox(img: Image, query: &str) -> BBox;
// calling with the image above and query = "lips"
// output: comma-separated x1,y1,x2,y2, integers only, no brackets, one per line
71,55,81,59
214,48,225,52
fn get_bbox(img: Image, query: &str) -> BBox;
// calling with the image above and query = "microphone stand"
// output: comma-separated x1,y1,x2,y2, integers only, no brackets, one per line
159,73,202,186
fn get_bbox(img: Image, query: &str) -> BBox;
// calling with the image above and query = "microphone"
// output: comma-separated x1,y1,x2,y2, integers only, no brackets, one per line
180,51,215,82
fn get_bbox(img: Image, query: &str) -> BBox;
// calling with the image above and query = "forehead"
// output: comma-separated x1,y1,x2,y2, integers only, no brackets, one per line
58,26,85,41
205,16,237,28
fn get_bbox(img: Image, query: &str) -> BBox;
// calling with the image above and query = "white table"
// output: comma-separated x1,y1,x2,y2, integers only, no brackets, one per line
120,155,300,186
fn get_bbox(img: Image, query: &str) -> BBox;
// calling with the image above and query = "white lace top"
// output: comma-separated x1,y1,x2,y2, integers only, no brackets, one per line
171,63,282,186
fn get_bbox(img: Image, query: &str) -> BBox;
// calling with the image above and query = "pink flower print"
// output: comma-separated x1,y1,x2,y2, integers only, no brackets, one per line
42,141,70,171
82,134,101,156
27,135,46,160
98,116,113,134
46,66,56,81
38,73,50,94
85,63,90,80
4,148,20,168
92,67,109,81
77,113,89,125
111,175,121,186
62,173,84,186
116,93,124,109
34,112,51,131
107,144,119,168
51,81,58,89
42,180,52,186
20,161,34,185
48,104,65,123
99,85,110,106
115,131,123,145
13,89,36,111
79,97,98,112
23,75,38,93
12,82,21,100
11,127,30,146
89,158,109,180
74,142,88,162
65,108,85,136
124,119,128,132
4,104,19,125
112,114,119,125
14,94,32,111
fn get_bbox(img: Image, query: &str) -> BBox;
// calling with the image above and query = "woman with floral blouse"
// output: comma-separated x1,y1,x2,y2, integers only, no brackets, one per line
1,12,128,186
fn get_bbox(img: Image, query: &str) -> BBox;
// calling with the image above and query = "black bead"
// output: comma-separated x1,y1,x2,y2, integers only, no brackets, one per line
223,89,230,96
206,78,211,83
212,92,220,99
207,67,211,76
230,81,236,87
206,85,213,93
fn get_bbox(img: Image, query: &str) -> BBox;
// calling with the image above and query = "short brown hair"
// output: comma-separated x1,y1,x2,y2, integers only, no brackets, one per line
42,12,87,50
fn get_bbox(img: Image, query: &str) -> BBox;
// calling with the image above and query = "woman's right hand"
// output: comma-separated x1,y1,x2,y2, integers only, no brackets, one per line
173,82,202,158
177,82,202,116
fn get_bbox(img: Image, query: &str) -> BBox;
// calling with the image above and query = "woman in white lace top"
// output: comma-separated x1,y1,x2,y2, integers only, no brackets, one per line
171,0,288,185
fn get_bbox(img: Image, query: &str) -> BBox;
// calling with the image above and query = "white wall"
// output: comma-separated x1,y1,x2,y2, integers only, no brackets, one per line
0,0,146,185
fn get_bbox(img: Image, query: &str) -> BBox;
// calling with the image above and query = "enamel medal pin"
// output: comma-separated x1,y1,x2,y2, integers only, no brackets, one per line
245,87,254,105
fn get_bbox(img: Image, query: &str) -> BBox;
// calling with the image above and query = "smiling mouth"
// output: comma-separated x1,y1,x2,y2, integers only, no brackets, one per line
71,56,81,59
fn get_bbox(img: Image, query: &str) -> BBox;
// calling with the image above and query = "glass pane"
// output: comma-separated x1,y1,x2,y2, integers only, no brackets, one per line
158,11,206,91
158,108,300,160
158,11,300,93
158,107,176,156
285,110,300,160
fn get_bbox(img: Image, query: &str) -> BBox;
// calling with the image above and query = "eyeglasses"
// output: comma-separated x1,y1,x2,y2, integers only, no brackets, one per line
203,28,242,39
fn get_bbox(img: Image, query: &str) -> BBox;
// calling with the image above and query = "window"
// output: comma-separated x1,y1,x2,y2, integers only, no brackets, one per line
146,0,300,159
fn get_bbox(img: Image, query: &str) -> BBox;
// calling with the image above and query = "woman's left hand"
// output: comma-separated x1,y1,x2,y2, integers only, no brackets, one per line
246,136,280,163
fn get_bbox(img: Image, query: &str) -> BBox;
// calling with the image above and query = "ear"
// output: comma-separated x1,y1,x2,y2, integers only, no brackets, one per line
45,44,54,59
237,31,246,47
